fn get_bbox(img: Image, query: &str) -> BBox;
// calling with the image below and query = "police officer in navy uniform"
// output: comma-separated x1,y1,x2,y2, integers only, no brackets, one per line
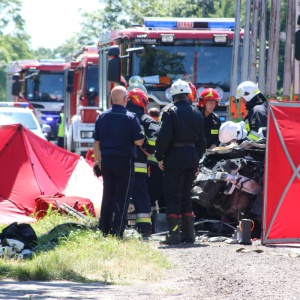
93,86,144,238
236,81,268,136
126,88,159,239
198,88,221,149
155,79,206,245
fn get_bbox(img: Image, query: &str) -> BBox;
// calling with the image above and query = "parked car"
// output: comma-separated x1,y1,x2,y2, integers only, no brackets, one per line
0,102,51,140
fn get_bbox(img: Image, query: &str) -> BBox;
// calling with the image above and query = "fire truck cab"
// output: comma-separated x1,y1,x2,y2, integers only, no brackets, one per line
6,59,66,139
99,17,244,121
64,46,99,155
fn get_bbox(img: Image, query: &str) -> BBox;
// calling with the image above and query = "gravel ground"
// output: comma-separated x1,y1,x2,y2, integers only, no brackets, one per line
1,237,300,300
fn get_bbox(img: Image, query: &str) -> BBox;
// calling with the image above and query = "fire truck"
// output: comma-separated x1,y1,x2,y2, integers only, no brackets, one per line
99,17,244,121
64,46,99,155
6,59,66,138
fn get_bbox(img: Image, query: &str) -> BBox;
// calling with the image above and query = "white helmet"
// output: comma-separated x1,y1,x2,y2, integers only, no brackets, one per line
171,79,191,96
236,81,260,102
219,121,248,144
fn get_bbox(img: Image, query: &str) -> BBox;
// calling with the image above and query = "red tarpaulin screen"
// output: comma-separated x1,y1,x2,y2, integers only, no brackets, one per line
262,101,300,244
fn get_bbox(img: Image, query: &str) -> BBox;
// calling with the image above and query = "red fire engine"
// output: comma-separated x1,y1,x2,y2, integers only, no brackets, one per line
99,17,244,121
64,46,99,155
6,59,66,138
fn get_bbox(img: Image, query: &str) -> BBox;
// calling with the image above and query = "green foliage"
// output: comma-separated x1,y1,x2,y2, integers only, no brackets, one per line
0,0,26,36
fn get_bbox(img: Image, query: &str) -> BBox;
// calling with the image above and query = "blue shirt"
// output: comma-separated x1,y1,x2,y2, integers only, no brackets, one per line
93,104,144,158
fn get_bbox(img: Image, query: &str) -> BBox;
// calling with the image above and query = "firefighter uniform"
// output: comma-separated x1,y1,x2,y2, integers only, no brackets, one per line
93,103,144,238
202,111,221,149
127,101,159,237
155,83,206,244
244,95,268,135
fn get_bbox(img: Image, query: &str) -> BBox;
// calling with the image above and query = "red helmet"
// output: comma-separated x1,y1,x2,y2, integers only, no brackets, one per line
198,88,220,108
188,82,197,102
128,88,149,109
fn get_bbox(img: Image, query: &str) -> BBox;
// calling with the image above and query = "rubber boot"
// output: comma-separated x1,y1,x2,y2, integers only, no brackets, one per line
161,215,181,245
181,214,195,244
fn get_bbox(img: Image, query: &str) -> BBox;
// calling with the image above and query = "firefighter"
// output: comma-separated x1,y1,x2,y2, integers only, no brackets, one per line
236,81,268,139
93,85,144,238
159,81,197,122
219,121,248,144
148,107,159,122
146,107,166,229
126,88,159,239
155,79,206,245
198,88,221,149
56,105,64,148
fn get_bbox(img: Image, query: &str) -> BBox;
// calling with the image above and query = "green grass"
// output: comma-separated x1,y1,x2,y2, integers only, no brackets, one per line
0,213,171,284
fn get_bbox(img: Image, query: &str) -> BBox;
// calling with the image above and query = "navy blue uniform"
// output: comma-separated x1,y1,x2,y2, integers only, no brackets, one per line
93,104,144,237
155,100,206,216
126,102,159,236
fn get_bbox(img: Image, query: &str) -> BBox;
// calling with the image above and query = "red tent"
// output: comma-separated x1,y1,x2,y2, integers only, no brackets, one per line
262,101,300,244
0,124,102,224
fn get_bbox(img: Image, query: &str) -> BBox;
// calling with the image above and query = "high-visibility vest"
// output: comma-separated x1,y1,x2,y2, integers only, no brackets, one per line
57,113,64,137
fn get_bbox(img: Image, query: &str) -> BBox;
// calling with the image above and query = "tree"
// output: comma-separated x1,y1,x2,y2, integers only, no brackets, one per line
0,0,25,36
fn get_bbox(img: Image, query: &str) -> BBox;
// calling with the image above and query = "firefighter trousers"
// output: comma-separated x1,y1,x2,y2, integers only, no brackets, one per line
147,164,165,210
131,172,151,232
163,167,197,216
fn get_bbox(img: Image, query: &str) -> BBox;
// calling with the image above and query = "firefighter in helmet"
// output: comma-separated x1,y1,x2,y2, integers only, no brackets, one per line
236,81,267,138
155,79,206,245
126,87,159,239
187,82,197,104
159,81,197,123
218,121,248,144
198,88,221,149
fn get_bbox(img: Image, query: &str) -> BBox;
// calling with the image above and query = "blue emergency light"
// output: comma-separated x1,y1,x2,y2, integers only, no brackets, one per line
0,102,29,108
144,20,177,29
143,18,235,31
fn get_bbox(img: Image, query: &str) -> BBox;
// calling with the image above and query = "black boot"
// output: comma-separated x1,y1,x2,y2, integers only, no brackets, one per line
136,222,152,240
181,214,195,243
161,216,181,245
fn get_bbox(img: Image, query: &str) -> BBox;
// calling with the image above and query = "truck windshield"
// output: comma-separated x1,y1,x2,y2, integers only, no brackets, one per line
86,65,99,93
132,44,236,90
26,72,64,102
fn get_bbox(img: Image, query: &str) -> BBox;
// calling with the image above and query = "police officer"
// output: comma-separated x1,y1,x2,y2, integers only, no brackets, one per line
236,81,268,139
93,86,144,238
126,88,159,239
198,88,221,149
155,79,206,245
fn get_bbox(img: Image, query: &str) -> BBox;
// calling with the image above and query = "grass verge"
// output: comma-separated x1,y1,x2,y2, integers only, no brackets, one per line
0,213,171,284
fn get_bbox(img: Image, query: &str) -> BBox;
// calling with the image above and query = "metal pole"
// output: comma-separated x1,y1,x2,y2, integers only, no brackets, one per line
283,0,294,100
258,0,267,93
230,0,241,97
294,0,300,100
250,0,259,82
242,0,252,81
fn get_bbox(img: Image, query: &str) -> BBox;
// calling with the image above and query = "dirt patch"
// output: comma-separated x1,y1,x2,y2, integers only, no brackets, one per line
1,239,299,299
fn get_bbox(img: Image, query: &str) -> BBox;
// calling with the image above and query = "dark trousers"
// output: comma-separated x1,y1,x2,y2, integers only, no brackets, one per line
131,172,151,215
100,155,134,237
163,167,197,216
57,137,64,148
147,164,165,209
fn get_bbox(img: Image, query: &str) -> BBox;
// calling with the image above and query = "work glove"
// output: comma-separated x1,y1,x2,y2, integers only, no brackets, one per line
93,164,102,177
